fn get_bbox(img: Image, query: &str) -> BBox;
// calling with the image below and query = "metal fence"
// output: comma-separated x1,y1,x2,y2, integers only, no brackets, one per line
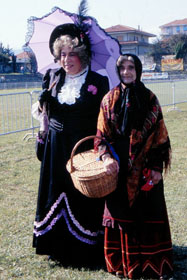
0,82,42,90
145,80,187,108
0,80,187,137
0,90,40,138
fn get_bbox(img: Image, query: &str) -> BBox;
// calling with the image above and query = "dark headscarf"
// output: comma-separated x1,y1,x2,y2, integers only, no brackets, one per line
115,54,150,135
116,53,142,83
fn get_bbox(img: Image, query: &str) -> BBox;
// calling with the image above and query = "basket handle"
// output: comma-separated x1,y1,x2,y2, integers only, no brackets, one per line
70,135,104,173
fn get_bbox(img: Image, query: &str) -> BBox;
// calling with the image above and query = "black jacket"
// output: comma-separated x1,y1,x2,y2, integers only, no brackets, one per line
42,67,109,134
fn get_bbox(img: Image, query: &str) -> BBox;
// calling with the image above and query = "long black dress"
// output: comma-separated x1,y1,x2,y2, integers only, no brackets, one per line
33,67,109,266
95,84,173,278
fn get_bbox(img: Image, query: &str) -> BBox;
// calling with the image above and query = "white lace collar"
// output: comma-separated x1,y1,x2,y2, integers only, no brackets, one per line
57,67,89,105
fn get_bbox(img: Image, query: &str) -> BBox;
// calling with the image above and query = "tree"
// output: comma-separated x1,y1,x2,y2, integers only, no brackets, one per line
148,38,170,63
171,35,187,59
0,43,14,56
28,51,37,73
149,34,187,62
0,43,15,72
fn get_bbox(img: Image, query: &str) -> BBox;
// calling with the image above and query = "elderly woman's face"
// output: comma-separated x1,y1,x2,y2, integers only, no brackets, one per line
60,45,82,75
119,60,136,84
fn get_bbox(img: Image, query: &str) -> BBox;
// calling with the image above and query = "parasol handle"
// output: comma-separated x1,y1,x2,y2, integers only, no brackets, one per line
70,135,104,173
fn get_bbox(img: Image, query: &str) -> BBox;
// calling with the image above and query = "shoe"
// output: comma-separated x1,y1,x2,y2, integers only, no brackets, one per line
160,276,173,280
48,255,56,261
116,271,124,278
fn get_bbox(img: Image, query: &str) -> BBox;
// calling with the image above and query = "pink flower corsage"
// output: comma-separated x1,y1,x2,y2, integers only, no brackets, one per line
87,85,98,95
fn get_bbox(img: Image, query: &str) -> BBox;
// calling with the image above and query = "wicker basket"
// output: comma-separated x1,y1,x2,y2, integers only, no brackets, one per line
66,135,118,198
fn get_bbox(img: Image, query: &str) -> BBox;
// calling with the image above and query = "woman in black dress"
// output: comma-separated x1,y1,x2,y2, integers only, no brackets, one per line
32,23,109,266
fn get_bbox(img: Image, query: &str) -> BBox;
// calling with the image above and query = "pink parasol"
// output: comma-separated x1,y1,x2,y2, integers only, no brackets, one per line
26,7,121,89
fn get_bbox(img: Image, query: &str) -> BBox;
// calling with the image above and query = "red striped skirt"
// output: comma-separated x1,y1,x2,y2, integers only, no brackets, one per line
104,226,173,279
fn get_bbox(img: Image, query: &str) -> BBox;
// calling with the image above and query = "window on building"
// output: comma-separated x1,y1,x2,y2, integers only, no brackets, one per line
123,34,128,41
183,25,187,31
176,26,180,33
129,36,134,41
117,36,123,41
141,36,145,42
166,27,171,34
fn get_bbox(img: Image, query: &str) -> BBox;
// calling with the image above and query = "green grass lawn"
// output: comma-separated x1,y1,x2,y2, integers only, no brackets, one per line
0,104,187,279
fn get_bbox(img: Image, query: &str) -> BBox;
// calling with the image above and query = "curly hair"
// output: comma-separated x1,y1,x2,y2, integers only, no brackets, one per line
53,35,90,68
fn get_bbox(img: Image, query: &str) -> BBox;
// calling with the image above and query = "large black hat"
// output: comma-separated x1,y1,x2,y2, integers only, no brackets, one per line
49,23,91,57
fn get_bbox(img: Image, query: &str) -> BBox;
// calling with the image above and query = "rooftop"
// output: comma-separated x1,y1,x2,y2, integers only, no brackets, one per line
160,18,187,28
105,24,156,37
16,52,30,59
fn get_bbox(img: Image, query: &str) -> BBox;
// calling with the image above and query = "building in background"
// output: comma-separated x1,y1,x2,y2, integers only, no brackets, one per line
160,18,187,39
16,51,31,73
105,24,156,55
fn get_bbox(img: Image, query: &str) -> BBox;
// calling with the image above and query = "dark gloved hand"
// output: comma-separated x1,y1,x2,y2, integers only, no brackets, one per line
38,89,51,106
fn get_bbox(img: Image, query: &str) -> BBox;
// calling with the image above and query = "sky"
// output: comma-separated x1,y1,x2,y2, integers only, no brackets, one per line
1,0,187,52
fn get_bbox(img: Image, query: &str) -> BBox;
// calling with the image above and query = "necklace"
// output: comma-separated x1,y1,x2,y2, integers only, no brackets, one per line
67,67,88,79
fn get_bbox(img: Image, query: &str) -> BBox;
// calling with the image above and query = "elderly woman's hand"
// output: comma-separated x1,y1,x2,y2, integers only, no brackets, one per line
151,170,162,185
102,154,119,175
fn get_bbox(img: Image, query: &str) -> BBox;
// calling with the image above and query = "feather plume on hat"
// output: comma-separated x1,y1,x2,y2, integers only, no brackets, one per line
49,0,91,56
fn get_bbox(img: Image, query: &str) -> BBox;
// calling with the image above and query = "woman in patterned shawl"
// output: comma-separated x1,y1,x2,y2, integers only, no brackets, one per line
95,54,173,279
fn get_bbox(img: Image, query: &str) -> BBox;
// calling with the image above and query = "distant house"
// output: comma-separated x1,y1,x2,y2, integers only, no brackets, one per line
16,51,31,73
105,25,156,56
160,18,187,39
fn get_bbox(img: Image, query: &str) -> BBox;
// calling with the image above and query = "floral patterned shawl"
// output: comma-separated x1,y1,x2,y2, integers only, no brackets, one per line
95,84,171,207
